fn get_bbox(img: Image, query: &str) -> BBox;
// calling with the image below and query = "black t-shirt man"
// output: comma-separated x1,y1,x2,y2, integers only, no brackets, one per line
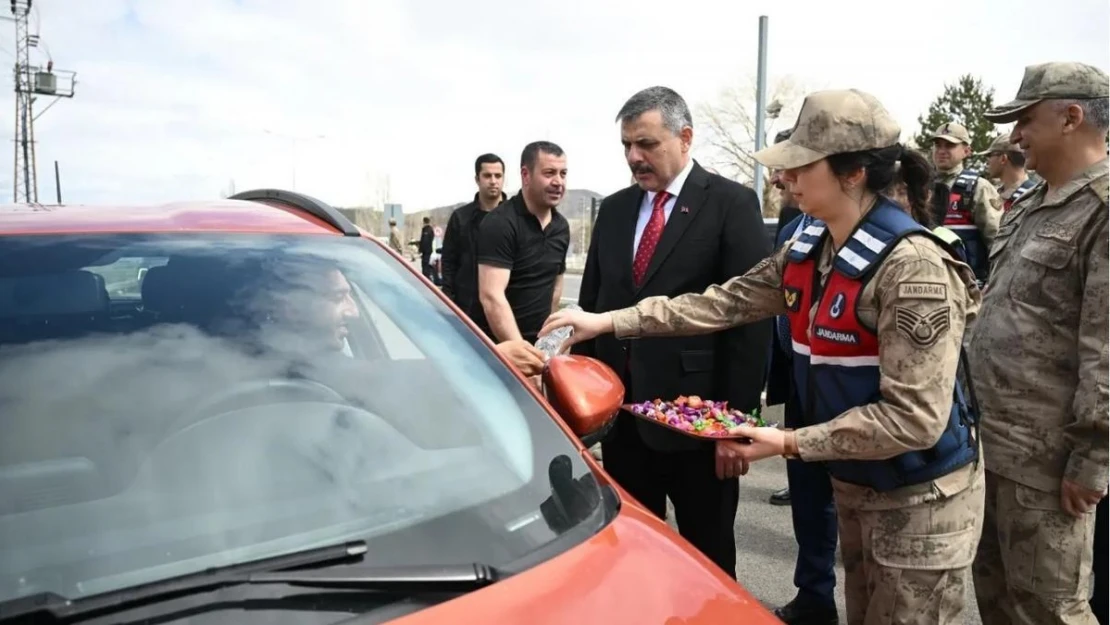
475,192,570,343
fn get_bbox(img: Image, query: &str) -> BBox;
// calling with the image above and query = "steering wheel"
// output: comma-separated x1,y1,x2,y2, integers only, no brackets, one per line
165,378,347,437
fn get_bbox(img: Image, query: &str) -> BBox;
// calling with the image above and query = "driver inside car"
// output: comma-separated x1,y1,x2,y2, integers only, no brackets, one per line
260,264,360,358
250,259,548,377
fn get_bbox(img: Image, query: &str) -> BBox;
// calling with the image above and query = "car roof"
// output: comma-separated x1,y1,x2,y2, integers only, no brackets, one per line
0,198,356,236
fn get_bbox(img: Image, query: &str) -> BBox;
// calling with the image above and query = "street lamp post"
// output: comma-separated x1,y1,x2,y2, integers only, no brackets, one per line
263,129,326,191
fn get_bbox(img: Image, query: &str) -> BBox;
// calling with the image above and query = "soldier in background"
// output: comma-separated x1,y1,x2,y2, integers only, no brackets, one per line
929,122,1004,285
978,134,1037,211
387,219,404,256
967,61,1109,625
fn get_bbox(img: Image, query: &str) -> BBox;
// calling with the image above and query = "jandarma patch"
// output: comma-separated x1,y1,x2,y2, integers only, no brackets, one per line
814,325,859,345
897,283,947,300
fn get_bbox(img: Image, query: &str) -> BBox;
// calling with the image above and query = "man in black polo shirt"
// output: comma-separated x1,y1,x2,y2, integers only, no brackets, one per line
476,141,571,344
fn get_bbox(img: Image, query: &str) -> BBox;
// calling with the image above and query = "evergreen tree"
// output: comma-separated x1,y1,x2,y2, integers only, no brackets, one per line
913,75,997,171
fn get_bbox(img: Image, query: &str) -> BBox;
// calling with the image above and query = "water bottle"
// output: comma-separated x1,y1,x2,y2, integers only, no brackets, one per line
535,303,581,360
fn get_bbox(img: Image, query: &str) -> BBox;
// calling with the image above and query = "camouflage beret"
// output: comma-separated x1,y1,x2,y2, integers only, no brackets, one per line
753,89,900,170
986,62,1109,123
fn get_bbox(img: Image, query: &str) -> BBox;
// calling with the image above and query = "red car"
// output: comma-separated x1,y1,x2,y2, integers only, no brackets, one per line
0,189,782,624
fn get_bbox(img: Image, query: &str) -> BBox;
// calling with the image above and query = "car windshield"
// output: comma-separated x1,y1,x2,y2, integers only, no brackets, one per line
0,232,606,605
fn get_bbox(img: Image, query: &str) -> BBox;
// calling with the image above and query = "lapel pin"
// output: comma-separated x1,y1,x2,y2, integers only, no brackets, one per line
680,206,689,214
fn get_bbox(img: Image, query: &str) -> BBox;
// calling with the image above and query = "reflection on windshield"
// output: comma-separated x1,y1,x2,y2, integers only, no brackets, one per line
0,234,602,605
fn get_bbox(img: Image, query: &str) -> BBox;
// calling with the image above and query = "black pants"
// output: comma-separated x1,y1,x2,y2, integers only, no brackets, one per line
1094,495,1108,625
783,385,838,607
600,413,739,578
420,254,434,281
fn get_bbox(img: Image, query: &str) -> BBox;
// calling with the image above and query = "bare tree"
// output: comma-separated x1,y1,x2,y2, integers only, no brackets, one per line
695,75,812,215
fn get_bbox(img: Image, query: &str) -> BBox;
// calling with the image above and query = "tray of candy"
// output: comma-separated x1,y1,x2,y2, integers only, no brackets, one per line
622,395,774,440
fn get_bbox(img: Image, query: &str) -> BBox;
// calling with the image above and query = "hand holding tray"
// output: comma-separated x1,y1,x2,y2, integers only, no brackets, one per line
622,395,776,440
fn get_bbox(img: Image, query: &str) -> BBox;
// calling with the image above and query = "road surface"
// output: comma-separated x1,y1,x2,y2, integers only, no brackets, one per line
561,272,582,305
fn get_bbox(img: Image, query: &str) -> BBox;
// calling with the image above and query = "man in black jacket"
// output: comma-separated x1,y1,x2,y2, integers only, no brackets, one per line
440,153,506,335
572,86,771,578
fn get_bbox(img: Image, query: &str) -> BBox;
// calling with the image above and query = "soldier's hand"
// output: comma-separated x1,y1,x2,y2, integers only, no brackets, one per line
495,340,546,377
1060,479,1106,517
715,440,750,479
538,309,614,350
726,425,786,465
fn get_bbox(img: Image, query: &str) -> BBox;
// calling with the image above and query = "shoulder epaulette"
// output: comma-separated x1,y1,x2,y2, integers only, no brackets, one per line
1091,174,1108,206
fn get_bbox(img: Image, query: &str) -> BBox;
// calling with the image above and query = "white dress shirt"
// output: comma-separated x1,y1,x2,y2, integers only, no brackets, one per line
632,158,696,258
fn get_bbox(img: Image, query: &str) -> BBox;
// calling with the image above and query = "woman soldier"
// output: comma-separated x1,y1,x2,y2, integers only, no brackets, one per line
541,89,985,624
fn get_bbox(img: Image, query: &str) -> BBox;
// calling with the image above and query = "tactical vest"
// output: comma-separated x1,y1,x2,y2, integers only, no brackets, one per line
941,169,990,283
1002,179,1037,212
780,200,979,492
931,226,968,264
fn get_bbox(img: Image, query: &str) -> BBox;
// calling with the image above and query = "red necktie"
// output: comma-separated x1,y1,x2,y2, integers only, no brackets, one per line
632,191,670,286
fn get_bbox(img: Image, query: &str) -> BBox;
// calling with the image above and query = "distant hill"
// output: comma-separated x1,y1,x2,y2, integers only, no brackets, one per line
408,188,605,226
335,189,605,251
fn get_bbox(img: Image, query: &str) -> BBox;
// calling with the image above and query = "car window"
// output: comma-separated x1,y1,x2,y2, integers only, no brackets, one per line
86,256,168,299
351,282,424,361
0,233,606,606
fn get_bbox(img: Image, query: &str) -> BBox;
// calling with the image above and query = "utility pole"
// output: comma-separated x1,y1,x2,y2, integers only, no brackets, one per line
753,15,769,206
10,0,76,204
263,129,325,192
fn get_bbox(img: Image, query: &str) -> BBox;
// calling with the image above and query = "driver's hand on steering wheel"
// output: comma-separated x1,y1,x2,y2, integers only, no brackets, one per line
496,340,546,377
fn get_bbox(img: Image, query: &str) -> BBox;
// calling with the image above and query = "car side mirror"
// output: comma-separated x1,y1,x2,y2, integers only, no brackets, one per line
542,355,623,447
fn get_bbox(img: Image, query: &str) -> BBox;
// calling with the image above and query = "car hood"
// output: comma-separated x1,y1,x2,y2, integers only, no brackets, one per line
379,500,781,625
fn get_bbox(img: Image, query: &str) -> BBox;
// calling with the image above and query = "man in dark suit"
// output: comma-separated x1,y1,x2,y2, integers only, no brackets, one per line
759,132,839,625
418,217,435,281
572,86,771,578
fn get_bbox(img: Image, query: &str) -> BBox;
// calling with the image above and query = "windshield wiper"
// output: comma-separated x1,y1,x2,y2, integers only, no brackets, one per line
1,539,500,623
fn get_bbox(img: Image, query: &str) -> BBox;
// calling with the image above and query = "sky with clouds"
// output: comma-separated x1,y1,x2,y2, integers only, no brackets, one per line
2,0,1107,211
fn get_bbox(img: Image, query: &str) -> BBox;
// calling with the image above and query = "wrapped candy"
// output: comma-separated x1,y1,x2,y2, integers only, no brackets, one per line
625,395,770,438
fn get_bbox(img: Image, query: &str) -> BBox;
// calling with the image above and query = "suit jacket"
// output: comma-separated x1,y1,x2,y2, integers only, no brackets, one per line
419,225,435,257
572,161,773,452
764,206,804,408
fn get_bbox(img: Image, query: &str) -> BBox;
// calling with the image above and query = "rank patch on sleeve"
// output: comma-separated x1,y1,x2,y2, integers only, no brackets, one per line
783,286,802,312
895,306,950,348
896,282,947,301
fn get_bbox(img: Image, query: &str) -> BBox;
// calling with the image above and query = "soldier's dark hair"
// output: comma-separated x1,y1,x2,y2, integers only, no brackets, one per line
827,145,935,227
521,141,564,172
474,153,504,176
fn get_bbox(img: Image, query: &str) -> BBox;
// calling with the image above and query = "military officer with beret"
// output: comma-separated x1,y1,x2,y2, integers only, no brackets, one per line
968,61,1109,625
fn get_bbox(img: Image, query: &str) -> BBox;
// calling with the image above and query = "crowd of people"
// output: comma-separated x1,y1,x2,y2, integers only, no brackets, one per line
433,61,1107,625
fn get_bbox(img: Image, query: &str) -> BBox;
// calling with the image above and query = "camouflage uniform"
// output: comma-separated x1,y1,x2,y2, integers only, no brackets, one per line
966,62,1110,625
976,134,1035,203
931,122,1005,249
610,89,985,625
